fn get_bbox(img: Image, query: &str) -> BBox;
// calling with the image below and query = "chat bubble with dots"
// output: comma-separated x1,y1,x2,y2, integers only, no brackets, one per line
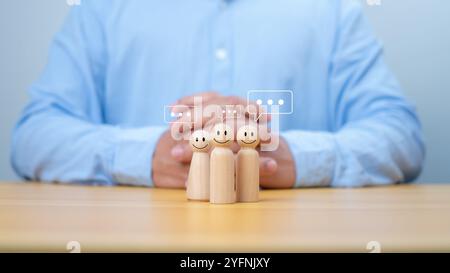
247,90,293,120
164,104,244,124
164,105,196,124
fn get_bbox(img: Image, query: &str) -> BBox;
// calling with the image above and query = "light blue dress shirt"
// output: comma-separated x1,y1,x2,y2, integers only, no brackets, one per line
11,0,425,187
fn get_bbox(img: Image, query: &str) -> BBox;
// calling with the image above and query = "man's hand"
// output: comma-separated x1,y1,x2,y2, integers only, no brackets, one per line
170,134,296,189
170,91,270,134
152,130,189,188
152,91,223,188
153,91,296,189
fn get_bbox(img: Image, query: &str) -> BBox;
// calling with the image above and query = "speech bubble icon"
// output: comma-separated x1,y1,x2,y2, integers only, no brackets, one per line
247,90,293,120
163,105,196,124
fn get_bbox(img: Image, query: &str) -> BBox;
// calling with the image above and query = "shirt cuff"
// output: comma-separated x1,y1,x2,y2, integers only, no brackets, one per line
281,130,337,188
111,126,166,187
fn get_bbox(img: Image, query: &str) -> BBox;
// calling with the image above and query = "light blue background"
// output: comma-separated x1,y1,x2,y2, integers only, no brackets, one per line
1,0,449,183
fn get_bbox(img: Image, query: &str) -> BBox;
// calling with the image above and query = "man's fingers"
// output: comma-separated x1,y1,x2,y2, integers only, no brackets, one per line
170,94,273,136
191,97,271,130
245,103,272,123
170,143,193,163
259,157,278,176
172,91,221,109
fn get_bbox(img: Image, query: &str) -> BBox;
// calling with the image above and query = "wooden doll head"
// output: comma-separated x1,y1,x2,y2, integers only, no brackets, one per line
237,125,260,149
190,130,211,152
211,123,233,147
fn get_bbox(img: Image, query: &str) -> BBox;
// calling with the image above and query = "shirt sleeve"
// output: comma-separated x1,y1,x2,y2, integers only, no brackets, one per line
282,0,425,188
10,3,166,186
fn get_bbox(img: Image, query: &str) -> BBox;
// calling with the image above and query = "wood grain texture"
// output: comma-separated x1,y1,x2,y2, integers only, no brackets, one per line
0,182,450,252
236,148,259,202
210,147,236,204
187,152,210,201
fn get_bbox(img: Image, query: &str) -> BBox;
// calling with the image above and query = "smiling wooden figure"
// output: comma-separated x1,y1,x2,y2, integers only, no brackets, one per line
187,130,211,201
210,123,236,204
236,125,260,202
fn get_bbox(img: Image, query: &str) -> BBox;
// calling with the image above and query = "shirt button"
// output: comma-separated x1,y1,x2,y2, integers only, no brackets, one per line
215,48,228,61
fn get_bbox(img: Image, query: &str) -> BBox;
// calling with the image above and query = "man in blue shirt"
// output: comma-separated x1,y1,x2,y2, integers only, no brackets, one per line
11,0,425,188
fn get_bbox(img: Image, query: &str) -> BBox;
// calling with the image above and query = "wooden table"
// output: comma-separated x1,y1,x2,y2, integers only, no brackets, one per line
0,182,449,252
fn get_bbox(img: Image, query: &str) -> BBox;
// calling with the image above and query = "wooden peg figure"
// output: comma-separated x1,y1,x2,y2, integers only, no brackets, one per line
187,130,211,201
236,125,260,202
210,123,236,204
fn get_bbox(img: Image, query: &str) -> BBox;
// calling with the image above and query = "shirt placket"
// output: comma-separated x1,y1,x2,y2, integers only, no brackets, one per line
211,0,233,94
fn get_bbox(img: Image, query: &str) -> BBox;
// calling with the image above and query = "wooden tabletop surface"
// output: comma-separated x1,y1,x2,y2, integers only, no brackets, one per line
0,182,449,252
